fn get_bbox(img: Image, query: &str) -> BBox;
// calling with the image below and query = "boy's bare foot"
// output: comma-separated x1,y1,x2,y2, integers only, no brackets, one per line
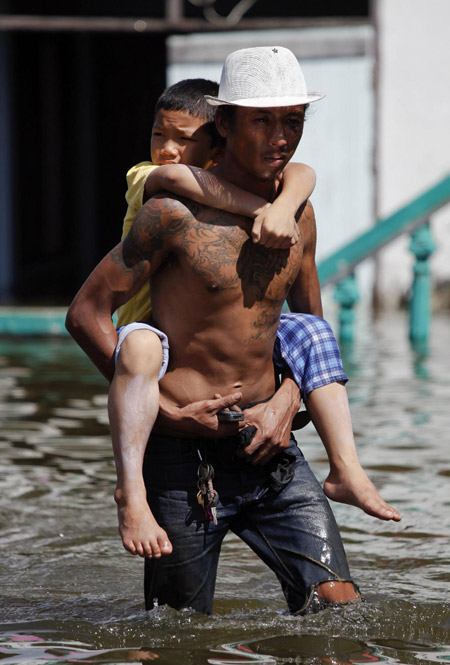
114,490,173,558
323,463,401,521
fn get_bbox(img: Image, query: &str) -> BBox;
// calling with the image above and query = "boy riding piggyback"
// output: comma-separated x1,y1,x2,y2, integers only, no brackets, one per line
106,77,399,561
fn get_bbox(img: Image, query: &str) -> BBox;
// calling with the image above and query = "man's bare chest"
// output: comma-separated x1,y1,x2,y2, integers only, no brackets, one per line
174,219,303,303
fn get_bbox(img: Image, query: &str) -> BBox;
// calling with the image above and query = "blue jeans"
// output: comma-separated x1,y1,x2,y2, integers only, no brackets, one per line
143,433,354,615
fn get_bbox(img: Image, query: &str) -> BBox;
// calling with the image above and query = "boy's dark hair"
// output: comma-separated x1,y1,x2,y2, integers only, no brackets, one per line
155,78,223,147
155,78,218,121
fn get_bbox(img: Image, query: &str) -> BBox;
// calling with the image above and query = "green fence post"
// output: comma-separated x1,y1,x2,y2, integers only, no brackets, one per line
333,273,360,343
409,221,436,346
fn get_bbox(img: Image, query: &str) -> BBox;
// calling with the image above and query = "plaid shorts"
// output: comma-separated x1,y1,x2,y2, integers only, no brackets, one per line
274,313,348,400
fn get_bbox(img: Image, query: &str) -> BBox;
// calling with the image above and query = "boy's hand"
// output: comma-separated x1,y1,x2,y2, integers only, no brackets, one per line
252,203,300,249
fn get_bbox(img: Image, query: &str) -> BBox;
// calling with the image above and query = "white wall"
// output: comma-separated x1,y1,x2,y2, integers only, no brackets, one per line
376,0,450,308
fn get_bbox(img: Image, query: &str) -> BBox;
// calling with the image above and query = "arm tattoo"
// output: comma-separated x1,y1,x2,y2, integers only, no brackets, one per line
299,201,316,251
109,196,190,286
109,244,147,287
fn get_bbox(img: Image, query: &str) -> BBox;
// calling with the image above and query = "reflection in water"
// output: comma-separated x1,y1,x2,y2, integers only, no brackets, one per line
211,635,384,664
0,313,449,664
0,633,161,664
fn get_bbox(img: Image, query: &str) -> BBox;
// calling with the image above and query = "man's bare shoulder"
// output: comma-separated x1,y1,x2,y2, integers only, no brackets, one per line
297,199,315,222
143,192,198,227
297,199,317,244
128,194,196,243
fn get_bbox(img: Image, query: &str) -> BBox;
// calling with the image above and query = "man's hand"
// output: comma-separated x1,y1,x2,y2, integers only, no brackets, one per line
239,376,301,465
158,392,244,438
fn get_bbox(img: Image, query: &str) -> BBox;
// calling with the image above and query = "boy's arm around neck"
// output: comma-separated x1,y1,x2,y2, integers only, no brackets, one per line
143,164,269,217
66,197,175,382
251,162,316,249
278,162,316,215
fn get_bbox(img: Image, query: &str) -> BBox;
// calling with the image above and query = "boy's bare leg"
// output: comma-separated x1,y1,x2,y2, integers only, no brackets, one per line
108,330,173,557
306,382,401,521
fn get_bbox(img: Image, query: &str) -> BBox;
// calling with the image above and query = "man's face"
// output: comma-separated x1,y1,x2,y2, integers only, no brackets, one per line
151,108,218,169
219,105,306,182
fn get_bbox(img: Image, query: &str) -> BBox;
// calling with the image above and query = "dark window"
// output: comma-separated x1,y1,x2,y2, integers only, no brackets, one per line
8,30,166,302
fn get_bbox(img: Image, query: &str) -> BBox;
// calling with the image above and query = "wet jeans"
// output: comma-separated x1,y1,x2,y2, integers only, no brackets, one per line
143,433,354,615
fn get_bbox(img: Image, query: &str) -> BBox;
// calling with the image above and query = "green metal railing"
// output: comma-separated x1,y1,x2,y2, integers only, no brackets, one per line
317,174,450,347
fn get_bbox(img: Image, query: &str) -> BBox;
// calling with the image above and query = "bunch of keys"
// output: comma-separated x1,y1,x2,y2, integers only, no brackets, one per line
197,462,219,526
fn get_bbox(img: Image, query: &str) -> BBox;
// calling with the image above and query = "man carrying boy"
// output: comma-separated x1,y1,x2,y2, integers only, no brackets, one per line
108,78,399,561
108,77,325,559
67,47,395,614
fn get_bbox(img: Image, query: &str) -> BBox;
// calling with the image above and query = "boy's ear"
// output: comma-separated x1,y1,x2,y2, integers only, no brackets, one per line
211,145,225,165
203,145,224,169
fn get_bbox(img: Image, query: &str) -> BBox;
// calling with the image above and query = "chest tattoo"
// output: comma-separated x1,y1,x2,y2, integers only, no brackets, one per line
237,241,292,304
178,215,302,304
180,221,246,289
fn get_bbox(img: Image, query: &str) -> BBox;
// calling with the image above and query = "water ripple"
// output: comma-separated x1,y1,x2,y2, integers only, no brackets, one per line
0,315,449,663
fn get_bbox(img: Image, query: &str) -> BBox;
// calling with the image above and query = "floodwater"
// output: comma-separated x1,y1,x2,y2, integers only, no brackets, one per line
0,312,449,665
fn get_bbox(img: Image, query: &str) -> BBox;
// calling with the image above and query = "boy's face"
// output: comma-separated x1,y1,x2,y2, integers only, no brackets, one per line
151,109,218,169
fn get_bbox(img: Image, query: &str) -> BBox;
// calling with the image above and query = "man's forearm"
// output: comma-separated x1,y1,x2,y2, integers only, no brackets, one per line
274,372,301,418
66,301,117,382
156,394,184,434
157,392,244,438
156,393,223,437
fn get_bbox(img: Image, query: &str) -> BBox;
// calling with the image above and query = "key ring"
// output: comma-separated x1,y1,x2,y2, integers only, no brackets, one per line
197,462,214,480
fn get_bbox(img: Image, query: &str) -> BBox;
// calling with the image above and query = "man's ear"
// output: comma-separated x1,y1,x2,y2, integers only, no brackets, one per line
215,109,228,139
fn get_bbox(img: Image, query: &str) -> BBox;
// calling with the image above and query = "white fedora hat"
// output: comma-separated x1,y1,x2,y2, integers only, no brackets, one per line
205,46,324,108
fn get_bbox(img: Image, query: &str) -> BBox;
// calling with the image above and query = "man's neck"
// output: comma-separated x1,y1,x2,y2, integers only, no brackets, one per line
212,157,278,202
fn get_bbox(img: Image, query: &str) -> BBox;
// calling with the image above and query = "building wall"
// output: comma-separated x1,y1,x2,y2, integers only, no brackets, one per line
375,0,450,309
